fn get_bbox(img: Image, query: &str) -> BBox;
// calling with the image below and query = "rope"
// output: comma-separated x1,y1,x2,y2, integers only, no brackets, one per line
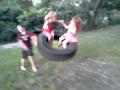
55,0,65,13
55,0,69,23
65,0,68,22
55,0,69,25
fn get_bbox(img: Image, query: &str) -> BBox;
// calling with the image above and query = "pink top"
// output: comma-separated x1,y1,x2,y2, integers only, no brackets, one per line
62,25,77,42
67,25,76,36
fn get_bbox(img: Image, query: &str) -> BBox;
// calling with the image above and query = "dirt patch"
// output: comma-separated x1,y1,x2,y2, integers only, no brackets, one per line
38,58,120,90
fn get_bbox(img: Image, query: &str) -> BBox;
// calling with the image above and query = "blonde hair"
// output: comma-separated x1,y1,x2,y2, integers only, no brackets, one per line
44,11,57,21
72,17,82,32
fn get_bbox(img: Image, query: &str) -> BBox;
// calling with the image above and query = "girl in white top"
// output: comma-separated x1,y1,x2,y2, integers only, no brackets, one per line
58,17,82,49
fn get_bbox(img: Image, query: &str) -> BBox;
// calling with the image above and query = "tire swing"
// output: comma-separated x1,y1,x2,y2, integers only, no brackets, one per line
37,30,77,61
37,0,77,61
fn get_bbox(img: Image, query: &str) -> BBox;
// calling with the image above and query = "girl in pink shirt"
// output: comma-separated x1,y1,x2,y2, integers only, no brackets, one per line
58,17,82,49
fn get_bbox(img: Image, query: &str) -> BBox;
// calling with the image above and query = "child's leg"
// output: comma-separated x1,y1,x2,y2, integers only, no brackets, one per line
46,33,53,46
21,50,27,70
58,36,65,48
28,56,38,72
21,59,27,70
51,31,55,45
62,40,68,49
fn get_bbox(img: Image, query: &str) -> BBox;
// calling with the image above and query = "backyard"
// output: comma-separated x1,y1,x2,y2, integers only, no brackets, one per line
0,25,120,90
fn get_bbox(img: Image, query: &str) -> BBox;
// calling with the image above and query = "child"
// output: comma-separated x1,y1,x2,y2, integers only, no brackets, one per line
58,17,82,49
42,11,62,46
17,24,38,72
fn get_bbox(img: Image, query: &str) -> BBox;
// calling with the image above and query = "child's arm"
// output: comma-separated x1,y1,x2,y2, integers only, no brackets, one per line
31,35,37,46
61,21,69,29
55,20,63,23
56,20,69,29
42,21,49,29
18,40,29,50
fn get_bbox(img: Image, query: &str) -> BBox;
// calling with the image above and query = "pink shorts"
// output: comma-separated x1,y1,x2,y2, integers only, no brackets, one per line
61,33,77,42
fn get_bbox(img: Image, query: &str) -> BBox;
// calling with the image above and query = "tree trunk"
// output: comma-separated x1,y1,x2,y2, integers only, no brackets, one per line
90,0,103,30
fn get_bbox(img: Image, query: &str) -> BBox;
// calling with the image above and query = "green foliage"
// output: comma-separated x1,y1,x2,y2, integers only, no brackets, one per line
17,7,47,30
95,0,120,27
0,0,120,43
0,0,22,43
0,8,21,23
0,8,20,44
17,0,33,10
0,21,17,43
48,0,120,30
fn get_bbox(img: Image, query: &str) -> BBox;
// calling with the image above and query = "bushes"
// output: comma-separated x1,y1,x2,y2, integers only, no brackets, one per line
17,7,47,30
0,22,17,43
0,30,17,43
0,0,120,43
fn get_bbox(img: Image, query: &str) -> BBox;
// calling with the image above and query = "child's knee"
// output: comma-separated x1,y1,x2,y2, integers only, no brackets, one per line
51,32,54,37
62,40,68,49
63,40,68,44
46,34,52,40
59,37,64,41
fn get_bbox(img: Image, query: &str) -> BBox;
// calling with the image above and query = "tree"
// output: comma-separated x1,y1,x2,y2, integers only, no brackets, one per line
17,0,33,10
90,0,103,30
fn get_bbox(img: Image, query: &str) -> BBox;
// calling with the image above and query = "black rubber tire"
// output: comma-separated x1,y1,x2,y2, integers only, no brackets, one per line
37,30,77,61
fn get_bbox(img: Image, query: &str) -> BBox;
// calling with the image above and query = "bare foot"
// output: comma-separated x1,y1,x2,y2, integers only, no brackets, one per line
32,67,38,72
21,66,27,70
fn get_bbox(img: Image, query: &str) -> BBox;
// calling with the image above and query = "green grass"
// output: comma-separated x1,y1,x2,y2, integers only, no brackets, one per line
0,25,120,90
76,25,120,61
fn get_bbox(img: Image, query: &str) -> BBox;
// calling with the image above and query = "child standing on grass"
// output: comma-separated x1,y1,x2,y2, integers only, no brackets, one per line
42,11,63,46
58,17,82,49
17,24,38,72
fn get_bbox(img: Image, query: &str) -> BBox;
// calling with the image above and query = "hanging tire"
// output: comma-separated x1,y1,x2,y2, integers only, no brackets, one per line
37,30,77,61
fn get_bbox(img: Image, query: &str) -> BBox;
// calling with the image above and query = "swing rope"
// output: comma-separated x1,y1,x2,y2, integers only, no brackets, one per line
55,0,65,13
65,0,68,22
55,0,69,22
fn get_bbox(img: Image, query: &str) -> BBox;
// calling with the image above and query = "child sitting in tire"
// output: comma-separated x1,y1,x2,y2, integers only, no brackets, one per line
58,17,82,49
42,11,63,46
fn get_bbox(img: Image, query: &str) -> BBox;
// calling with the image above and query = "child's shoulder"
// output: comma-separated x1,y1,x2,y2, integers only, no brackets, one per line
43,22,49,28
26,31,35,36
69,24,76,28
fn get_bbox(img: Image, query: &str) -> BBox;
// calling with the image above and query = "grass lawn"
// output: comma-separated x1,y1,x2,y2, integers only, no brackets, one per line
77,25,120,61
0,25,120,90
